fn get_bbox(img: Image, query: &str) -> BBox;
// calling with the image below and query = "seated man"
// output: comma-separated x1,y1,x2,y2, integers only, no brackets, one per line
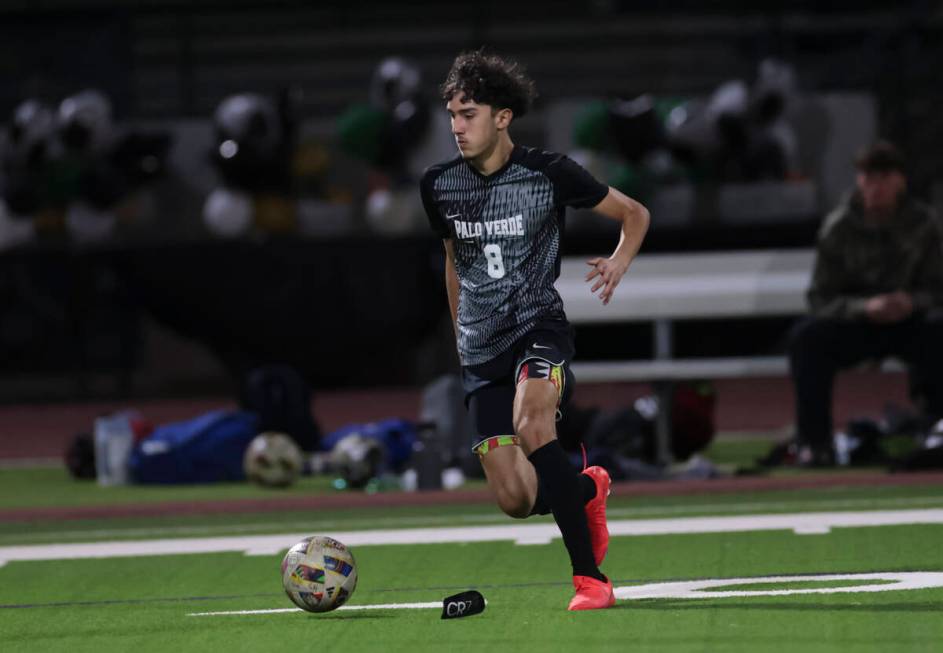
788,141,943,465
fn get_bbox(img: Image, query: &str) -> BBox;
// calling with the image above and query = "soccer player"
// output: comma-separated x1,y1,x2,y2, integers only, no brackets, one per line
420,51,650,611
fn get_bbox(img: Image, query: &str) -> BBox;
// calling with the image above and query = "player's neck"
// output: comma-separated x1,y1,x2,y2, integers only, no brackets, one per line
469,134,514,176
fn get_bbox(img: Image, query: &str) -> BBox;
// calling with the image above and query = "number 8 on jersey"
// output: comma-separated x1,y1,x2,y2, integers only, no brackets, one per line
483,243,506,279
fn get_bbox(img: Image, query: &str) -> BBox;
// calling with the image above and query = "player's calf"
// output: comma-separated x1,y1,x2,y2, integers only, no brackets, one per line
477,437,538,519
492,478,534,519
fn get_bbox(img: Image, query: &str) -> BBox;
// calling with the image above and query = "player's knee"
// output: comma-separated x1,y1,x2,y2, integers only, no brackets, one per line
512,410,533,440
513,400,555,444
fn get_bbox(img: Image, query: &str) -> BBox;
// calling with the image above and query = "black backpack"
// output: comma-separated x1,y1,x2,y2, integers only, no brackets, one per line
241,364,321,451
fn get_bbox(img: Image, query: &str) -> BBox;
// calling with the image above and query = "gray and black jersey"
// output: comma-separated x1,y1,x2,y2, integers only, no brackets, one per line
421,145,608,366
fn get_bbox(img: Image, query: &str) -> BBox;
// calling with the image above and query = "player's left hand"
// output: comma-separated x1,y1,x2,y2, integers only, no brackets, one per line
585,257,629,305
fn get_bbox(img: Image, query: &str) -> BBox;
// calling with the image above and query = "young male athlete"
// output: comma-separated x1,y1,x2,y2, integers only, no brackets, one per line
420,52,649,611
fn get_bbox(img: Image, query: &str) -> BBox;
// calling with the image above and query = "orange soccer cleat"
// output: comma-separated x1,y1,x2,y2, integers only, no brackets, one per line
581,465,611,566
567,575,615,611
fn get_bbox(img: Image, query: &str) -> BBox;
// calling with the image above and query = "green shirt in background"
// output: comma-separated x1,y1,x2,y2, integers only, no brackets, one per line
808,193,943,319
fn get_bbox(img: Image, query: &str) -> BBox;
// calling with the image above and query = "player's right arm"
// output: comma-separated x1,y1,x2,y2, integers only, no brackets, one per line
443,239,460,336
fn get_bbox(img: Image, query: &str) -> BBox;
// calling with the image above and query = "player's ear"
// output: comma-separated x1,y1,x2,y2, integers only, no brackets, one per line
494,107,513,130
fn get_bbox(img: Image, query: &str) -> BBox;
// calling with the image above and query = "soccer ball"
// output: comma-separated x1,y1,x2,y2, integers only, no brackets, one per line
243,432,304,487
281,535,358,613
329,433,384,489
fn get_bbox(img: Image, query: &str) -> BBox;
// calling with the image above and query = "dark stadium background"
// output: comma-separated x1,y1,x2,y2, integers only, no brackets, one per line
0,0,937,408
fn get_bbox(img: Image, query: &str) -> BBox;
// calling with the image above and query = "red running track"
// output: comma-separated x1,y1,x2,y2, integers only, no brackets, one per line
2,470,942,523
0,371,909,460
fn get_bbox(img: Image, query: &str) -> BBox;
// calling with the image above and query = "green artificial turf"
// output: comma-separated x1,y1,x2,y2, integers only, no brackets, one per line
1,523,942,652
3,461,943,547
2,453,943,652
0,467,341,509
703,436,777,469
2,445,943,652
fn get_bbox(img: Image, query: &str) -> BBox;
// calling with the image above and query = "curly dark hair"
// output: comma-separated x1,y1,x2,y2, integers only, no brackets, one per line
440,50,537,119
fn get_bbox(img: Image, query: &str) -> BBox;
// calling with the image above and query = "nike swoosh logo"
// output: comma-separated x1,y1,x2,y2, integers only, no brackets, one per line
532,344,551,349
446,213,461,219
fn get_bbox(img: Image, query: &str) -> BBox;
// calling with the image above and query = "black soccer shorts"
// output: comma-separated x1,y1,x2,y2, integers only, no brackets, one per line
461,319,576,455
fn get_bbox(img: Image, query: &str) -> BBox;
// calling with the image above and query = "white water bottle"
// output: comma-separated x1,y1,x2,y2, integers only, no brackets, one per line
93,413,135,486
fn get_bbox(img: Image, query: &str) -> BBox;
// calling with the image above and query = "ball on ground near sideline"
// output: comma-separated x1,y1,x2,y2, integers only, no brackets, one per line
282,535,358,613
330,433,384,489
243,432,304,487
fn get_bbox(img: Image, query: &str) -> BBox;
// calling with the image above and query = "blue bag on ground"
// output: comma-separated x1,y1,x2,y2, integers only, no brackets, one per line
321,418,417,470
242,364,321,451
128,410,259,484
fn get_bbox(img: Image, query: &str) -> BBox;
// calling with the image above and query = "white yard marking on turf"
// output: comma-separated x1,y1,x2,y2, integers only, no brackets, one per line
2,509,943,566
789,525,833,535
615,572,943,599
191,608,300,616
189,573,943,617
8,495,943,546
188,602,441,616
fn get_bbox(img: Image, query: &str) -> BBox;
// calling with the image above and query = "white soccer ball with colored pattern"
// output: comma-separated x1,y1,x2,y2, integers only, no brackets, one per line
244,432,304,488
281,535,358,613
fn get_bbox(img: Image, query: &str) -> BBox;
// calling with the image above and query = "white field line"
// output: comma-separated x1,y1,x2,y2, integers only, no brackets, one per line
2,509,943,567
189,572,943,616
615,572,943,599
189,602,441,616
5,495,943,545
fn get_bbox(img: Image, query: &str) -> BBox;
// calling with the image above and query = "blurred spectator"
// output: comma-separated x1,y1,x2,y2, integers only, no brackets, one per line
203,92,294,237
0,90,172,246
561,58,802,231
0,99,53,248
568,94,682,204
203,88,357,239
667,58,799,183
788,141,943,465
747,58,801,180
337,57,454,234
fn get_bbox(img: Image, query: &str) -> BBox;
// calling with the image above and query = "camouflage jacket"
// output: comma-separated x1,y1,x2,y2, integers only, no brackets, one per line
808,192,943,319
